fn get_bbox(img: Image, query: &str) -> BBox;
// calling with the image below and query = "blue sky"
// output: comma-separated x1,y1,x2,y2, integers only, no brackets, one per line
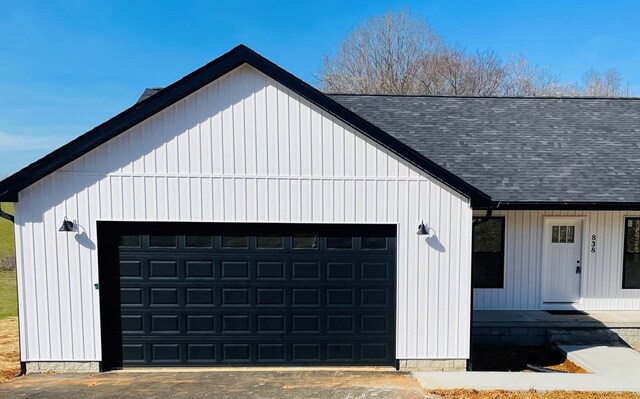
1,0,640,176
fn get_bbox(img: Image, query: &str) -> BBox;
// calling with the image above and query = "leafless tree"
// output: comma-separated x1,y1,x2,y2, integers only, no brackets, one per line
498,54,568,96
420,47,506,96
320,9,439,94
320,10,631,97
580,68,624,97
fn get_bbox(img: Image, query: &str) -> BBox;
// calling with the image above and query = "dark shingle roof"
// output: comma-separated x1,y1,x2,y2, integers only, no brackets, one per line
329,94,640,203
136,87,163,103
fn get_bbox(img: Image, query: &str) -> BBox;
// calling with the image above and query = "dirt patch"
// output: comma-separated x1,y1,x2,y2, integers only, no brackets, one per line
0,317,19,383
0,371,428,398
471,346,587,373
428,389,640,398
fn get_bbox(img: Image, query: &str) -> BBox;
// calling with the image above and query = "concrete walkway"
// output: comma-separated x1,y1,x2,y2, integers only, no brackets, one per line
416,344,640,392
414,371,640,392
559,345,640,374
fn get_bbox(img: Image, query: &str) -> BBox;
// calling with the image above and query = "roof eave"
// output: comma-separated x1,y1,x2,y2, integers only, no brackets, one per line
488,201,640,211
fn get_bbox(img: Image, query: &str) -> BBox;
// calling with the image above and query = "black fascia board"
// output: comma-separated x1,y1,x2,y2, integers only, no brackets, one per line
487,201,640,211
0,44,491,206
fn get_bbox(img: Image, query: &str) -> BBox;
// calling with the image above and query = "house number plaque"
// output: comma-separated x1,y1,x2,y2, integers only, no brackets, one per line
591,234,596,253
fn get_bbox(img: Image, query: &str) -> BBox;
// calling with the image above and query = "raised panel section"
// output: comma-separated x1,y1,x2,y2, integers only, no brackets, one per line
292,288,320,306
361,289,388,306
222,315,250,332
221,262,249,279
257,288,284,305
120,261,142,278
256,262,284,279
186,288,214,306
292,343,319,361
257,315,285,332
292,315,320,333
292,262,319,279
222,288,250,305
120,288,143,305
258,344,285,360
187,315,214,332
185,261,214,278
150,288,179,305
121,315,144,332
223,344,250,361
152,344,180,361
188,344,215,361
150,261,178,278
361,263,388,280
151,315,179,333
326,262,354,279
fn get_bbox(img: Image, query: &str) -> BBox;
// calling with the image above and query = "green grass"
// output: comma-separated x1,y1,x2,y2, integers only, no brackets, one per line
0,203,17,319
0,271,17,319
0,203,15,258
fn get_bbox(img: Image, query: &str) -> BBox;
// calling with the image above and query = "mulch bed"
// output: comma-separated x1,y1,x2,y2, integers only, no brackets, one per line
470,345,587,373
428,389,640,398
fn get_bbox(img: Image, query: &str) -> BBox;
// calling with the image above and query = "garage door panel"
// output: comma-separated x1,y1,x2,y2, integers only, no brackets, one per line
99,222,396,367
121,339,396,365
118,285,395,308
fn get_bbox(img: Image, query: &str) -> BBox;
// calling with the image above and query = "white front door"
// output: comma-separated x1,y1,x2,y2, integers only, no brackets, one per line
542,218,582,303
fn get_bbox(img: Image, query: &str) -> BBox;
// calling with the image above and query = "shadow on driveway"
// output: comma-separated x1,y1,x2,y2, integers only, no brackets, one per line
0,370,428,398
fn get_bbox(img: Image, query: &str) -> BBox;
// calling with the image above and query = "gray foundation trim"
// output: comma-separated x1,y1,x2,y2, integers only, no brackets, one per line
612,328,640,351
398,359,466,371
473,326,640,349
26,361,100,373
473,326,546,345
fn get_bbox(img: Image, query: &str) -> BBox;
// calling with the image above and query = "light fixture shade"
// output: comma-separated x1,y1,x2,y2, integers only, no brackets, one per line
416,221,429,236
59,218,75,232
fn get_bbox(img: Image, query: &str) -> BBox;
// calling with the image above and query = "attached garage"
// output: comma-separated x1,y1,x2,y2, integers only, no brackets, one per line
0,45,480,373
98,222,396,368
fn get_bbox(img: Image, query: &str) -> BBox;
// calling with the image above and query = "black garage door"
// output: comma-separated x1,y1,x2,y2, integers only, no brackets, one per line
98,222,396,368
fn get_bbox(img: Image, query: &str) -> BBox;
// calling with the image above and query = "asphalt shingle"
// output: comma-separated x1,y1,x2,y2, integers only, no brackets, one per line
329,94,640,203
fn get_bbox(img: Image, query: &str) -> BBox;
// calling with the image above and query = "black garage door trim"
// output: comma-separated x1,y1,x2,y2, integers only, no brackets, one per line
98,222,397,369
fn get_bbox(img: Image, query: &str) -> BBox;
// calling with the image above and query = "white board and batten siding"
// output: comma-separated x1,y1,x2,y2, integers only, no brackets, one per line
473,210,640,310
14,64,474,363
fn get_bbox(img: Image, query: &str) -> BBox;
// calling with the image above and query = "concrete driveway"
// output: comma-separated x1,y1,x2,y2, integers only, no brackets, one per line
0,370,429,399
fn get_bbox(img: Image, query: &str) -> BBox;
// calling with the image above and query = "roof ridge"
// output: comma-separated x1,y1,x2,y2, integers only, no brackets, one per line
326,93,640,101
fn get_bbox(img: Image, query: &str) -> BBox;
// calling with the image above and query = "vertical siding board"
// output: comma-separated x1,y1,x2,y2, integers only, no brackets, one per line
322,180,332,222
438,190,452,357
343,124,355,177
395,180,409,357
277,86,291,176
333,123,345,177
288,94,300,176
322,113,333,177
299,100,312,176
18,199,35,359
220,76,235,175
31,185,49,359
310,109,322,177
266,81,279,175
43,193,61,358
416,181,428,355
232,72,246,175
14,203,28,360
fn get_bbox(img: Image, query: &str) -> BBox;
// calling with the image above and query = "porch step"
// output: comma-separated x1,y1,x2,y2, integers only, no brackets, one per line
547,328,622,346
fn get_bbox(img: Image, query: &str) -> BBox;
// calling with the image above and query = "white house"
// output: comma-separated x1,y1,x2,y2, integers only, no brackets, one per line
0,45,638,373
